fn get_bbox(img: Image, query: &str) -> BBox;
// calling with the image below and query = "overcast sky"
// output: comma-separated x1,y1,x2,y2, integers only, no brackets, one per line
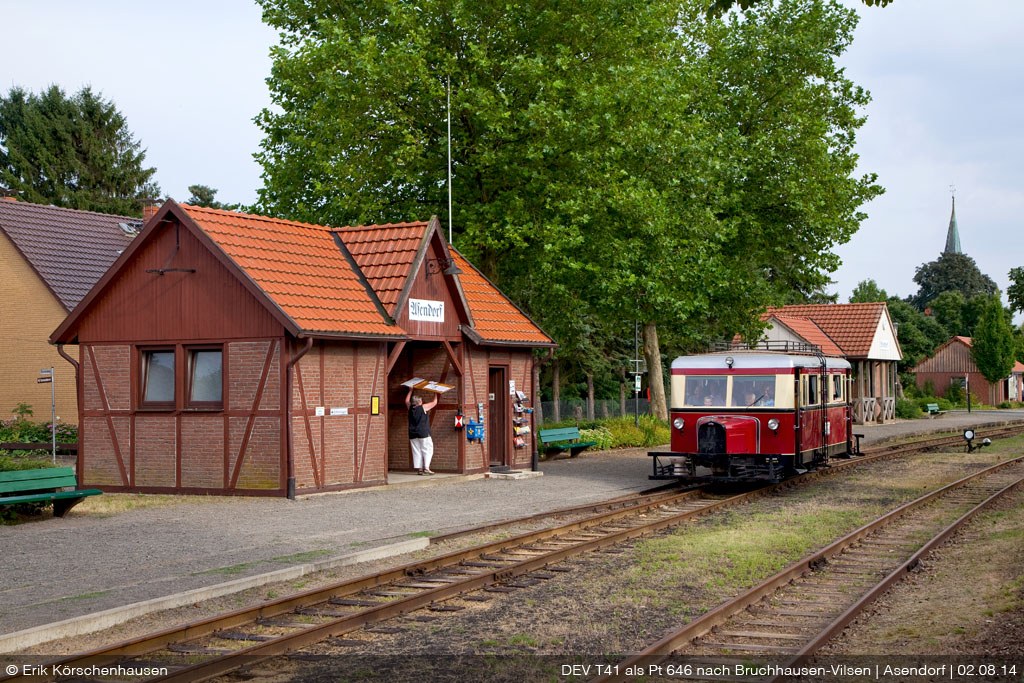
2,0,1020,311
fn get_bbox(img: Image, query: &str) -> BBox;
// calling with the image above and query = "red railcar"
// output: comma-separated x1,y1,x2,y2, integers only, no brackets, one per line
649,345,858,482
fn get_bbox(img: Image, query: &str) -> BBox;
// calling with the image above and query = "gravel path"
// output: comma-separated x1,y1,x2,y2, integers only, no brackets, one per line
2,411,1021,638
0,450,652,635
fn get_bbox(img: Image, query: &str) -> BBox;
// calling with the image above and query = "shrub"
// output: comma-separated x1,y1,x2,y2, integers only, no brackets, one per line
945,383,964,403
923,380,935,397
578,426,613,451
896,398,923,419
999,401,1013,409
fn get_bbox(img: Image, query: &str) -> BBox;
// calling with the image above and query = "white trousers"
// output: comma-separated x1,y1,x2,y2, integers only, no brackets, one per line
410,437,434,470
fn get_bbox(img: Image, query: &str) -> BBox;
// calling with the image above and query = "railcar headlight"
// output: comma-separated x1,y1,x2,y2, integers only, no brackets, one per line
767,418,780,432
672,417,685,432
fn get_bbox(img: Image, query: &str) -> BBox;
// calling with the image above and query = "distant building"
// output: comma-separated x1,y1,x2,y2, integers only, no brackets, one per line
763,303,903,423
912,336,1024,405
0,198,138,420
944,197,961,255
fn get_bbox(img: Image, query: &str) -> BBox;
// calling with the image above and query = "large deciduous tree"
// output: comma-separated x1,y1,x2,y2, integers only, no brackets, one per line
910,252,998,311
255,0,881,421
971,296,1016,388
0,85,158,216
850,279,888,303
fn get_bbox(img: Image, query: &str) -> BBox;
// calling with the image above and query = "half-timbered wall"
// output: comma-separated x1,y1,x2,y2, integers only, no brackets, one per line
79,338,285,494
291,341,388,491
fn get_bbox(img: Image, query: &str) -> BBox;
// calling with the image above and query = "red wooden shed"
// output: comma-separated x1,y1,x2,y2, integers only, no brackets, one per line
912,336,1024,405
51,201,554,497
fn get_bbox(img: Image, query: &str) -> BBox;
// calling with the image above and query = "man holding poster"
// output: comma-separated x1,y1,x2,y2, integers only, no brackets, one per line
405,386,438,474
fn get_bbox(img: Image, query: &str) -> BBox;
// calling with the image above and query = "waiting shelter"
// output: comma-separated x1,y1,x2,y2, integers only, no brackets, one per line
51,201,553,497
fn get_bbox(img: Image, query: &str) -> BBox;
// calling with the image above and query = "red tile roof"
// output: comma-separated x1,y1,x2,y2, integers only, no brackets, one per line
0,199,136,311
450,249,553,345
179,205,551,345
769,315,844,356
334,222,429,311
765,303,889,358
181,205,403,338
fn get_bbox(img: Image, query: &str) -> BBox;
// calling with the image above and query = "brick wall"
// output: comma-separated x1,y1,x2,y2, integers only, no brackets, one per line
291,342,387,489
180,415,224,488
135,415,176,487
0,231,80,418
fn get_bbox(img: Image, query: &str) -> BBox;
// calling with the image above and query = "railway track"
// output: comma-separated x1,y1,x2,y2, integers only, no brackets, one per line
8,424,1024,683
592,454,1024,683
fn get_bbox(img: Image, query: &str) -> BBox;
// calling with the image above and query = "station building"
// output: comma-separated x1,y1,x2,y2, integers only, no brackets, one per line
51,201,553,496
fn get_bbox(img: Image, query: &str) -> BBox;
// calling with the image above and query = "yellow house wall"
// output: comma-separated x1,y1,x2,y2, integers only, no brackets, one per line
0,230,78,423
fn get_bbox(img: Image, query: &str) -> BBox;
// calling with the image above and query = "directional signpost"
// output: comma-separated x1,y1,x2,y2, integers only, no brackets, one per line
39,368,55,463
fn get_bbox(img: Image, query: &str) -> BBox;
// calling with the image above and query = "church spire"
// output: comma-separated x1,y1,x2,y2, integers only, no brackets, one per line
944,192,961,254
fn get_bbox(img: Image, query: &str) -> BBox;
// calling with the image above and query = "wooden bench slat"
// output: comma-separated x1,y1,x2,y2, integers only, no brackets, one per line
0,478,77,494
0,466,76,483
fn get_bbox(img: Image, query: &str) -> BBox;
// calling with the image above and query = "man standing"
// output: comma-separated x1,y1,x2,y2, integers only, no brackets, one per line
406,387,438,474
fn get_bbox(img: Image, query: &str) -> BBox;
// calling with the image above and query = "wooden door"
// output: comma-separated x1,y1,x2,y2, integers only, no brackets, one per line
488,367,507,467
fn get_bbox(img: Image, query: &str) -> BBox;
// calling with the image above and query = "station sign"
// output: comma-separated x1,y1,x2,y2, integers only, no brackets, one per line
409,298,445,323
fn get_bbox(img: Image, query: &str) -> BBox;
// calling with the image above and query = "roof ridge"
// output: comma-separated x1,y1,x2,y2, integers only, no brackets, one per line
332,221,430,232
0,199,137,221
181,203,336,232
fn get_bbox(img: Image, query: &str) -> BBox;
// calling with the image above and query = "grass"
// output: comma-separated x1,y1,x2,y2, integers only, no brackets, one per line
409,530,439,538
38,589,112,605
76,492,233,517
195,562,257,576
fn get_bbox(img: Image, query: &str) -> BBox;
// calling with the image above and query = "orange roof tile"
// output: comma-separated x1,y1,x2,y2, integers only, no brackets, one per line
765,303,889,358
334,222,429,311
769,316,844,356
450,249,553,345
181,205,404,338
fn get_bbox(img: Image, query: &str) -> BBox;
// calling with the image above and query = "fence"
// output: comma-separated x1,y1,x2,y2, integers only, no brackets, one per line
539,399,651,425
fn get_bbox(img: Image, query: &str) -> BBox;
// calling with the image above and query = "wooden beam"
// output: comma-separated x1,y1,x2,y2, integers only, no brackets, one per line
386,341,407,376
442,340,463,376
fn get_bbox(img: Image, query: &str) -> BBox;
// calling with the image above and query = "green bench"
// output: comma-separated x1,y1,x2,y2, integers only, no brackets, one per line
538,427,598,458
925,403,945,417
0,467,101,518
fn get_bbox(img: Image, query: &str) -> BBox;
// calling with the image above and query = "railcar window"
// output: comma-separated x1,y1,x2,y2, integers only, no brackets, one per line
731,376,776,407
807,375,819,405
832,375,843,401
683,377,728,407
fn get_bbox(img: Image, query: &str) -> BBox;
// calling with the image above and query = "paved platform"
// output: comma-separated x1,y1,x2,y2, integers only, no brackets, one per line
1,410,1022,646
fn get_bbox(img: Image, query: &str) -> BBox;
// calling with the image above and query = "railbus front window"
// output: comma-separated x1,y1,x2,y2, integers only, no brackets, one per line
684,377,728,407
731,376,776,407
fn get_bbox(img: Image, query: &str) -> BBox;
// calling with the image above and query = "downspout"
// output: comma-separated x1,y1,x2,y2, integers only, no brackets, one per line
56,343,81,475
531,348,555,472
285,336,313,500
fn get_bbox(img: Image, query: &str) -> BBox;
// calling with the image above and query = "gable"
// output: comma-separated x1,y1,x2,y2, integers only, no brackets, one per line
395,236,468,340
69,215,282,343
867,310,902,360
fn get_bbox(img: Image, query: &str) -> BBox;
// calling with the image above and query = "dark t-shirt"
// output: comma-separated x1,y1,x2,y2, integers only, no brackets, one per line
408,405,430,439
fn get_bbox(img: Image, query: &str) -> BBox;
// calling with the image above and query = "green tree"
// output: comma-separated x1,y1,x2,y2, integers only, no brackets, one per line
255,0,880,421
0,85,159,216
886,297,947,371
927,290,966,336
910,252,998,311
708,0,891,14
186,184,238,210
850,279,888,303
1008,266,1024,315
970,296,1016,386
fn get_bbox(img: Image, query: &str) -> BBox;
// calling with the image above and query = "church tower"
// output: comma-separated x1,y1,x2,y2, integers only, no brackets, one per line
944,195,961,254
